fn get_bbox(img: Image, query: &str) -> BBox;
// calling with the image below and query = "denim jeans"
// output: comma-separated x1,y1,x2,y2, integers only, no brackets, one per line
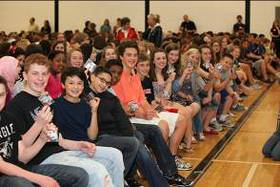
96,134,139,177
263,132,280,160
193,110,203,134
40,146,124,187
134,123,177,177
0,164,89,187
133,130,169,187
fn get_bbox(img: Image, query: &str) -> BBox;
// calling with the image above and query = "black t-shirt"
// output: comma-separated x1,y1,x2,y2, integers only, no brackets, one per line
83,88,134,137
271,27,279,38
180,21,196,31
52,97,91,141
140,76,155,104
6,91,64,165
0,110,26,169
233,22,246,32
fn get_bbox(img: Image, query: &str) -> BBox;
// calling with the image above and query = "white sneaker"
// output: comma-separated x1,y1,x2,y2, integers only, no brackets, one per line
219,114,229,122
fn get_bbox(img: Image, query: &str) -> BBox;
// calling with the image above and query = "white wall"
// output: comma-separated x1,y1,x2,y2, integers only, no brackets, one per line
150,1,245,33
251,1,280,37
59,1,145,32
0,1,54,33
0,1,279,36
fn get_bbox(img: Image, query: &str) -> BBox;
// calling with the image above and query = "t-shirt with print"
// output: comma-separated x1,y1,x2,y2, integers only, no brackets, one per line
0,110,26,170
52,97,91,141
6,91,64,165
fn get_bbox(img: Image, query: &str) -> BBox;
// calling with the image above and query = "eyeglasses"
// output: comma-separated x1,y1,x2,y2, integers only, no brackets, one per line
97,76,111,87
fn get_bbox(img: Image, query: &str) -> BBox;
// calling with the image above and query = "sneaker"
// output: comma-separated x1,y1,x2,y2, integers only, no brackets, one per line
221,120,235,128
219,114,229,123
165,173,192,186
125,179,144,187
232,103,247,112
209,119,223,132
175,156,193,171
251,83,262,90
198,133,206,141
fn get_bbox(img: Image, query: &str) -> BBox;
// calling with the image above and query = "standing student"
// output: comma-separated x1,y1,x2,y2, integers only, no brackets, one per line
0,75,89,187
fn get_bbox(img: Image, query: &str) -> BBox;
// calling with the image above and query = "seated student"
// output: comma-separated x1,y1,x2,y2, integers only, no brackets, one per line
213,54,238,126
112,41,193,170
106,60,192,185
198,45,223,133
263,118,280,161
0,56,21,103
45,51,66,99
83,66,169,187
245,34,271,83
0,75,89,187
52,67,134,187
6,53,125,187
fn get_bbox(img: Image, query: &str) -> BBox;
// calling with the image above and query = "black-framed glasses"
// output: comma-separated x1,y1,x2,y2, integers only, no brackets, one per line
97,76,111,87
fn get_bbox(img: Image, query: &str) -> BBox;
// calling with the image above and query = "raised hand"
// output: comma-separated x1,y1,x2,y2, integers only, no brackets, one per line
89,97,100,113
35,105,53,126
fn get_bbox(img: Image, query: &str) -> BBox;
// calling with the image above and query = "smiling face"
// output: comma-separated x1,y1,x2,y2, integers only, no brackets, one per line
70,51,83,68
108,65,123,86
231,47,240,59
90,72,112,93
120,48,138,70
167,50,179,65
153,52,167,71
136,60,150,78
212,42,220,53
23,64,50,96
52,53,65,73
201,47,212,63
187,51,200,66
104,48,117,62
54,43,65,52
63,75,84,100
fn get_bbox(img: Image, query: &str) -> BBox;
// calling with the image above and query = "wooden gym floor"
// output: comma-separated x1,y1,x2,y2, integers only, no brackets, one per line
179,82,280,187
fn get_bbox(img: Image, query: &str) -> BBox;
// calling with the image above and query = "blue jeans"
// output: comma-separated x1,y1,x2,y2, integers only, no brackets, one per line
0,164,89,187
193,110,203,134
134,130,169,187
134,123,177,177
40,146,124,187
263,132,280,160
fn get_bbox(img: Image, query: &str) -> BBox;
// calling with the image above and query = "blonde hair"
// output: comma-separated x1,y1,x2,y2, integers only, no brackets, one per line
180,48,200,74
16,39,30,51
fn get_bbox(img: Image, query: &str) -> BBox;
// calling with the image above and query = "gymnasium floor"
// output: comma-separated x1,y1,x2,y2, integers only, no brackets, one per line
179,83,280,187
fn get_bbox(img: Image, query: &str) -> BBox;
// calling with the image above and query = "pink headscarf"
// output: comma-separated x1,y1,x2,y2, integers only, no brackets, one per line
0,56,19,91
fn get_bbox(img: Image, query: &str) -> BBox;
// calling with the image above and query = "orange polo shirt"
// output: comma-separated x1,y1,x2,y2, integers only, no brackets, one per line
112,69,145,107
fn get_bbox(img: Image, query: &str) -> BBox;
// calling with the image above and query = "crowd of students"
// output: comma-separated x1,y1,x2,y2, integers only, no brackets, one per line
0,14,280,187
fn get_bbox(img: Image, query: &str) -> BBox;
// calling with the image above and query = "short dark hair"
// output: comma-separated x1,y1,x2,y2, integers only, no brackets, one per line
92,66,112,77
121,17,130,27
222,53,233,60
105,59,123,70
61,67,87,85
117,40,139,57
48,50,64,61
